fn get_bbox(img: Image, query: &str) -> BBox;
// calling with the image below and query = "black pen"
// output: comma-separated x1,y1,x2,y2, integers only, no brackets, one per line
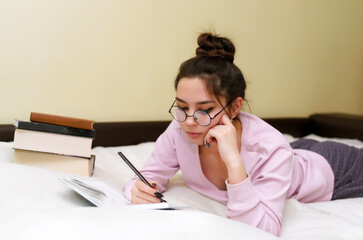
118,151,167,202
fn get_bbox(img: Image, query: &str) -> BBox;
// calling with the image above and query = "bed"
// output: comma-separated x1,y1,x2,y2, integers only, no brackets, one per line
0,113,362,240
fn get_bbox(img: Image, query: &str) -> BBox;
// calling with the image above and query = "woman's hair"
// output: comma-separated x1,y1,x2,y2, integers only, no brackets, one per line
175,33,247,109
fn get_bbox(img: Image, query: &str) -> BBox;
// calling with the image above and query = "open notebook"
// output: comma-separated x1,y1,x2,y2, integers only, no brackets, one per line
59,177,190,210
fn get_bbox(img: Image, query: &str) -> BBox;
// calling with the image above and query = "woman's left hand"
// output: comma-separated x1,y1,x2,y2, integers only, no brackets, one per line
204,114,247,184
204,114,241,167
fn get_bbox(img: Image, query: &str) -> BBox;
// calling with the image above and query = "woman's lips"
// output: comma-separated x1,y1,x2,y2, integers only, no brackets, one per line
186,132,202,139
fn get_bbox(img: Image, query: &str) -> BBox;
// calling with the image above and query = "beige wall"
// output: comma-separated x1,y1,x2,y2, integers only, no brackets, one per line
1,0,362,124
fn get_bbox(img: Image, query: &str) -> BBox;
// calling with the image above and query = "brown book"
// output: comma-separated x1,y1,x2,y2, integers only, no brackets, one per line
14,149,95,177
30,112,95,130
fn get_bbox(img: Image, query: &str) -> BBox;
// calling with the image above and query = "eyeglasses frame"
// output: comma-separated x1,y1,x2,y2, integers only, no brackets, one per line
168,99,231,126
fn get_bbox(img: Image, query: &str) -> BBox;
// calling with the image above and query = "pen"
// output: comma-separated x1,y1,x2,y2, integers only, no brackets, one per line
118,151,167,202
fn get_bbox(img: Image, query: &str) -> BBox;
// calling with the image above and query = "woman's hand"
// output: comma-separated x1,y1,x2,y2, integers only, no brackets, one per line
204,114,247,184
204,115,240,164
130,180,163,204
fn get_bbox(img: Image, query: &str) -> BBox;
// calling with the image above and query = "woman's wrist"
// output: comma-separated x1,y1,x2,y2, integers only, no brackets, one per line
225,157,248,185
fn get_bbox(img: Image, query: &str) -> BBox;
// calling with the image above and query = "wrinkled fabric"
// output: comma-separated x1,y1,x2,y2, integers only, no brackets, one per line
291,138,363,200
124,112,334,236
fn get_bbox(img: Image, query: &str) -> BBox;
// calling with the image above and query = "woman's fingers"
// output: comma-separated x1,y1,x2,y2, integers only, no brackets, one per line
132,191,161,204
131,180,163,204
204,115,234,147
219,114,233,125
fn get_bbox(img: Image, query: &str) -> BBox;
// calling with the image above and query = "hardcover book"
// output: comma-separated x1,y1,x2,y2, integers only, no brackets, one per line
14,120,96,138
30,112,95,130
14,149,95,176
13,128,93,158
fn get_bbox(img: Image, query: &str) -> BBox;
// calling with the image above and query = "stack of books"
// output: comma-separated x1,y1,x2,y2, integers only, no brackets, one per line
13,112,96,176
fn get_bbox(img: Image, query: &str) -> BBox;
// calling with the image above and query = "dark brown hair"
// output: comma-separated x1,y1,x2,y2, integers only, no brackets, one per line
175,33,247,109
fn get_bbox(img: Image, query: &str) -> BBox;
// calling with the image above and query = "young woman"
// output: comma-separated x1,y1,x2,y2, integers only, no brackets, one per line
123,33,363,236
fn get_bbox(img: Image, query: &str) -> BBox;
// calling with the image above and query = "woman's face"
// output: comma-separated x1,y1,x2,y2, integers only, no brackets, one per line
175,77,229,145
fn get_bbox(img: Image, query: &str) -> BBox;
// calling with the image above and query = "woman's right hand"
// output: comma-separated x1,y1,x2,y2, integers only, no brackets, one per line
130,180,163,204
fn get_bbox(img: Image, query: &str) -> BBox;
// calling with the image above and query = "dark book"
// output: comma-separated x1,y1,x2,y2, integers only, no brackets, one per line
14,120,96,138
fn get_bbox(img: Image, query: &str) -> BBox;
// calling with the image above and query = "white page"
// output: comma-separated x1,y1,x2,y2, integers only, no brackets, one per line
59,177,191,210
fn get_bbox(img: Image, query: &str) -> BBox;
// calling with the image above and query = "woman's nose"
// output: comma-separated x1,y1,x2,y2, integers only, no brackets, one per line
185,114,198,126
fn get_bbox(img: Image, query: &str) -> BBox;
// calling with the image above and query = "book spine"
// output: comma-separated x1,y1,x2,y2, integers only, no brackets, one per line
89,154,95,176
30,112,94,130
16,121,96,138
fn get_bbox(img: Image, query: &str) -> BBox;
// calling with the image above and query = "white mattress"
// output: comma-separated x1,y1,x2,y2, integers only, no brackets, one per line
0,134,362,240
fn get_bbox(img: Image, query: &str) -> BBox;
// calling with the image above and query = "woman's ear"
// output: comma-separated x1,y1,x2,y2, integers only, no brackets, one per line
231,97,243,119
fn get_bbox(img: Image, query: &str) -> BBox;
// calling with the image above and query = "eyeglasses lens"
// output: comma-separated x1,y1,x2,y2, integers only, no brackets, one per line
170,107,211,126
170,107,186,121
193,111,210,126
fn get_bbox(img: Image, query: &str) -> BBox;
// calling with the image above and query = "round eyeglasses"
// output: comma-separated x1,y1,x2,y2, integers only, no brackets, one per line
168,100,230,126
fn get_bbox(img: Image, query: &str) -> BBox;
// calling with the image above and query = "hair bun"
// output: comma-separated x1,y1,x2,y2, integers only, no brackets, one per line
196,33,235,63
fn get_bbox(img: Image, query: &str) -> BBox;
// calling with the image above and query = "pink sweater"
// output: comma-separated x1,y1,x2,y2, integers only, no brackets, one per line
123,112,334,236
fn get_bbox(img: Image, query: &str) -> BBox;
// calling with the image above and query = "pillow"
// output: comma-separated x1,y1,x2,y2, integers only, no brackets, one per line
0,142,14,163
302,134,363,148
282,134,363,148
90,142,156,191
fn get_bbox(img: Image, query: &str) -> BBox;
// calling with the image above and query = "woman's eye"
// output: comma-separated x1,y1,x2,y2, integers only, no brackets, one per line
179,106,188,111
200,107,213,113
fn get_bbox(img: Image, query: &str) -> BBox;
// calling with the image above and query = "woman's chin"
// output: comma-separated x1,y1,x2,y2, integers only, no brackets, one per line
188,137,204,145
184,131,205,145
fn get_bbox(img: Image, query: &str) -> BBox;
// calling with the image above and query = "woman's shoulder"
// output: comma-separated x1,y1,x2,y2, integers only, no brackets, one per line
163,119,182,135
154,120,193,155
156,120,183,143
239,112,291,152
239,111,281,134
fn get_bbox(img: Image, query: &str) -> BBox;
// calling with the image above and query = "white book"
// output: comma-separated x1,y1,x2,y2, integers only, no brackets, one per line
14,149,95,177
59,177,191,210
13,129,93,158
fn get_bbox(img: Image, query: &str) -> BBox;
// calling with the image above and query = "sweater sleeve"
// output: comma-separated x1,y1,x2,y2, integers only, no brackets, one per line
123,123,180,201
225,145,293,236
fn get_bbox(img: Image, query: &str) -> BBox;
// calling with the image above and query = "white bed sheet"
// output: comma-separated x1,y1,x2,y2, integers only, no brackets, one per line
0,135,362,240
